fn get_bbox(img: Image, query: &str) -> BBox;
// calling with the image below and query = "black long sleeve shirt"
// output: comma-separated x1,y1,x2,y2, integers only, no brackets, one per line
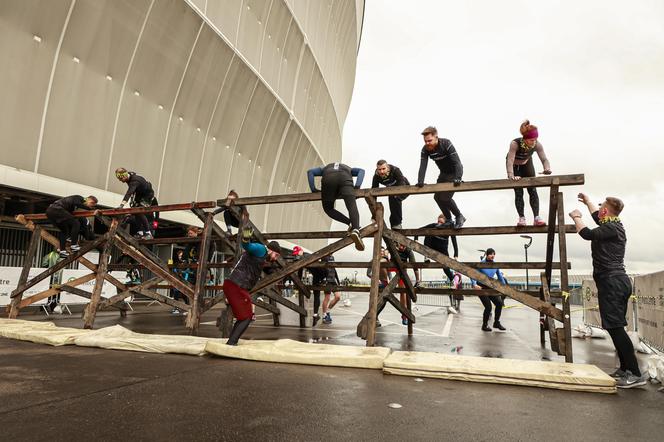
416,222,458,256
372,165,410,188
122,172,153,202
49,195,88,213
578,211,627,277
418,138,463,184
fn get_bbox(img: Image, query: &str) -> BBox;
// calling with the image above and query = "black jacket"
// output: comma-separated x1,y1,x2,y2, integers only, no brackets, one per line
579,212,627,277
49,195,88,213
122,172,153,202
372,165,409,188
418,138,463,183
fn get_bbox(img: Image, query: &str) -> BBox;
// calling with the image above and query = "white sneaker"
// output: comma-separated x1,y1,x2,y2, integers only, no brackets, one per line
448,306,458,314
533,216,546,226
70,244,81,252
517,216,527,226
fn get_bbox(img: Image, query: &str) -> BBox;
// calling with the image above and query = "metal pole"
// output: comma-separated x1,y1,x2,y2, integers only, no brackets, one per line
520,235,532,290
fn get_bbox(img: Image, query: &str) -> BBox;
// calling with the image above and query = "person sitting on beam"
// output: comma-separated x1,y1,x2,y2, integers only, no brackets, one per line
307,162,365,251
45,195,98,258
222,225,282,345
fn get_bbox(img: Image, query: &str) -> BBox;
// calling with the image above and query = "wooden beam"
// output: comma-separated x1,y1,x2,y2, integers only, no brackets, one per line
305,285,558,298
541,273,560,354
98,277,161,309
262,225,577,239
541,183,559,346
226,174,584,206
250,223,378,295
186,212,213,334
58,285,125,311
366,204,385,346
18,273,96,308
191,207,236,252
23,201,216,221
132,287,190,312
258,287,307,316
8,226,41,318
557,192,573,363
383,229,564,322
358,275,401,339
83,219,118,328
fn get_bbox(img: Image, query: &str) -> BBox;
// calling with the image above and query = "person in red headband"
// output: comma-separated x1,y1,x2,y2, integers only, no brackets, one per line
506,120,552,226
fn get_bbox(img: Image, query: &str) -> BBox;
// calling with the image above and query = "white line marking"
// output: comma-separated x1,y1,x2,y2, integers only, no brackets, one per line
442,313,454,337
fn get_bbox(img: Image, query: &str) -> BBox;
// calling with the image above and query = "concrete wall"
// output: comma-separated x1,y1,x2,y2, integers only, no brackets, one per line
0,0,363,242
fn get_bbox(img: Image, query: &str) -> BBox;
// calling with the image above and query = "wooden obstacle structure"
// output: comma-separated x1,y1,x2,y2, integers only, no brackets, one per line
6,174,582,361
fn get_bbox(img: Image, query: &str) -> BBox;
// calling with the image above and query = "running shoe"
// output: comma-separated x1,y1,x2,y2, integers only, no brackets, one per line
517,216,527,226
533,216,546,226
448,306,458,315
493,322,506,331
375,319,382,327
392,224,402,230
402,318,408,326
609,368,626,379
616,370,648,389
454,215,466,229
481,324,492,332
143,232,154,240
313,313,320,326
323,313,332,324
70,244,81,252
349,229,365,251
58,250,69,258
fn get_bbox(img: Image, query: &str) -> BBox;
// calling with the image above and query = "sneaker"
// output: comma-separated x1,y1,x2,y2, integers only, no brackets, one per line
493,322,506,331
609,368,626,379
517,216,527,227
392,224,402,230
454,215,466,229
251,313,256,321
58,250,69,258
402,318,409,326
533,216,546,226
323,313,332,324
439,219,454,228
313,314,320,326
375,319,382,327
143,232,154,240
349,229,365,251
448,306,458,315
70,244,81,252
481,324,492,332
170,308,180,315
616,370,648,389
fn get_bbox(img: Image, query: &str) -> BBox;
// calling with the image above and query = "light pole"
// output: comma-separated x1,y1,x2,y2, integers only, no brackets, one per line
520,235,532,290
353,271,358,284
477,249,486,260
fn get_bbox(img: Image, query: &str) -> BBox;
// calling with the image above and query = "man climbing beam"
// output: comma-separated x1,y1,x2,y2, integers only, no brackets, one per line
372,160,410,229
307,162,365,251
114,167,155,239
222,225,282,345
45,195,98,258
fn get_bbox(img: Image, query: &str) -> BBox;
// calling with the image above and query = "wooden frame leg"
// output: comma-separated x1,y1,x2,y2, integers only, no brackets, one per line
83,219,118,328
8,227,41,318
366,204,384,346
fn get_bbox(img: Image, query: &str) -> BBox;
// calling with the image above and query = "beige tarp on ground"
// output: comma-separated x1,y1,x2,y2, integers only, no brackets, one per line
205,339,391,369
73,325,214,356
383,351,616,393
0,318,89,346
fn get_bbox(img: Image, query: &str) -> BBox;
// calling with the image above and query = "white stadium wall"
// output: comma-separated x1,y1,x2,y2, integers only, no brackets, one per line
0,0,364,245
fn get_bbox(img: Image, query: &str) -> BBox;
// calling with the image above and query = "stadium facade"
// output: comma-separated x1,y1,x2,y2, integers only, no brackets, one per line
0,0,364,247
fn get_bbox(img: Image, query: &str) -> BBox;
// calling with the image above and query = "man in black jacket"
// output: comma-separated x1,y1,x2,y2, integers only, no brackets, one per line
45,195,98,257
115,168,154,239
417,126,466,229
372,160,410,229
570,193,645,388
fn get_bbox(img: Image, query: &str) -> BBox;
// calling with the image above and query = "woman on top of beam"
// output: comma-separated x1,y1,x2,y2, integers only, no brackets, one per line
506,120,552,227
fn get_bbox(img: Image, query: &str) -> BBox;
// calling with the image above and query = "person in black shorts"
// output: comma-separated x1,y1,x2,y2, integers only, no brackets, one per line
115,168,155,239
308,162,365,251
570,193,645,388
506,120,551,226
372,160,410,229
417,126,466,229
45,195,98,257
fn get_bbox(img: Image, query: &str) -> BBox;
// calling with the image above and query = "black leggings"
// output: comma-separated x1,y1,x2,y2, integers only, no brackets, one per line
227,318,251,345
321,172,360,230
607,327,641,376
479,294,503,325
46,207,93,250
434,173,461,219
512,161,539,217
388,195,405,227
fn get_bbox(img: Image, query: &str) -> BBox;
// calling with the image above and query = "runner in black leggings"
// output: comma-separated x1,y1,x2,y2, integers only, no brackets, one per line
308,162,365,250
470,248,507,332
506,120,551,226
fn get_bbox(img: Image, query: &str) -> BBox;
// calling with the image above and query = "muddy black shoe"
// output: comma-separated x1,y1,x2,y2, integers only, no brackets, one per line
493,322,506,331
349,229,365,251
481,324,492,332
609,368,626,379
454,215,466,229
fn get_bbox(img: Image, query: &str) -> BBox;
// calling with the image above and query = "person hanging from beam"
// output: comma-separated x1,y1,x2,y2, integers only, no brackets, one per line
470,248,507,332
414,213,461,312
570,194,646,388
45,195,98,258
321,255,342,324
222,224,282,345
389,243,420,325
506,119,551,226
307,162,365,251
417,126,466,229
372,160,410,229
114,167,155,240
214,189,249,235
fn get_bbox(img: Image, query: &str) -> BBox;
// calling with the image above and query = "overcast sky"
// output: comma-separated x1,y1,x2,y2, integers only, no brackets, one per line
335,0,664,280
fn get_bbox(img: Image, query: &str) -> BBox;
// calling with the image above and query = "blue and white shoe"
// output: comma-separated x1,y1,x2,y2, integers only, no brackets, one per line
323,313,332,324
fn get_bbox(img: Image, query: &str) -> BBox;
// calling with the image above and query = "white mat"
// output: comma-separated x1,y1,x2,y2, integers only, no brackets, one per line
383,351,616,393
205,338,391,369
0,318,89,346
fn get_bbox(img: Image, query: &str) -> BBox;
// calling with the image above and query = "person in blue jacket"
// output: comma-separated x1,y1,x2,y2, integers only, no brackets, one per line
308,162,365,251
471,248,507,332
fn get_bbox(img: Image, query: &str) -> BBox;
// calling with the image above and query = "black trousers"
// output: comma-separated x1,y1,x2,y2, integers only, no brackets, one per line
423,236,453,281
130,194,154,233
388,195,406,227
223,210,240,230
479,290,503,325
46,207,93,250
434,172,461,219
321,171,360,230
512,160,539,217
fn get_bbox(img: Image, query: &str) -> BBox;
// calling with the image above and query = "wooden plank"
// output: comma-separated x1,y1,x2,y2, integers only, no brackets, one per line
8,226,42,318
191,207,237,252
557,192,573,363
18,273,96,308
383,229,564,322
23,201,216,221
250,224,378,295
259,287,307,316
540,273,560,354
262,225,577,239
59,285,127,311
252,297,280,315
83,219,118,328
382,230,417,303
305,285,559,298
186,212,213,334
131,287,191,312
98,277,161,309
366,204,385,346
227,174,585,206
357,275,401,339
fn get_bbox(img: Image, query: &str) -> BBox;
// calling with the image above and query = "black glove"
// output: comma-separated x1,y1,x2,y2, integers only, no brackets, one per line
416,182,425,188
241,226,254,243
453,178,462,186
354,185,361,190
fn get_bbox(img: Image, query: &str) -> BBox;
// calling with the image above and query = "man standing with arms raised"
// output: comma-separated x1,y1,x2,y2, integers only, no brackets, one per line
570,193,646,388
417,126,466,229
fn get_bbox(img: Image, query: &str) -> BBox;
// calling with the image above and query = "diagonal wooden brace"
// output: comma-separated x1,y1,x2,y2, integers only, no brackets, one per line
97,277,161,309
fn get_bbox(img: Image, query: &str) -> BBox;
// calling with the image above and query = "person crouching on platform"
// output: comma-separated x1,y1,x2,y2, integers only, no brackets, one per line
570,193,646,388
471,248,507,332
46,195,98,258
222,226,281,345
372,160,410,229
114,167,155,240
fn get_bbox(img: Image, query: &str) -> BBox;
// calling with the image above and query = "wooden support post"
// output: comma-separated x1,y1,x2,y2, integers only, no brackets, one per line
540,273,560,354
191,207,236,252
384,229,564,321
557,192,573,363
83,220,118,328
366,204,385,346
358,275,400,339
186,212,213,334
8,226,41,318
540,183,559,346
